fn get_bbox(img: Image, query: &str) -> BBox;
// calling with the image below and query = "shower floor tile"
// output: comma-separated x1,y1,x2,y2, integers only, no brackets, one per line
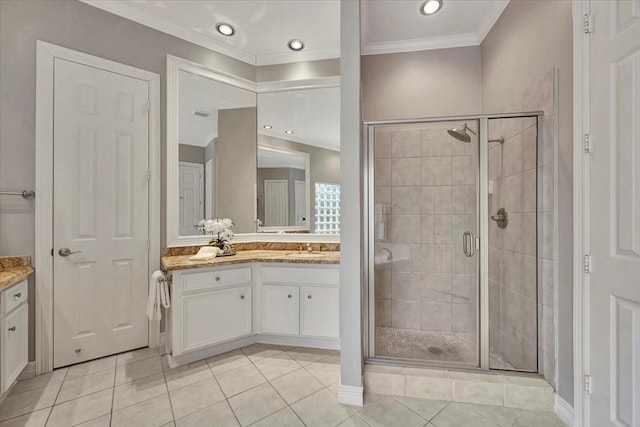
375,327,514,369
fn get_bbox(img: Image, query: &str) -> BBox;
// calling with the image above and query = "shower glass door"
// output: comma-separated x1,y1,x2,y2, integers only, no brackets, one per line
369,120,480,367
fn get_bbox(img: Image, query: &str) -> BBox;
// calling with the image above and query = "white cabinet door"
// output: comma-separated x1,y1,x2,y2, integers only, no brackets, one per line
300,286,339,338
261,285,299,335
181,286,251,353
1,304,28,394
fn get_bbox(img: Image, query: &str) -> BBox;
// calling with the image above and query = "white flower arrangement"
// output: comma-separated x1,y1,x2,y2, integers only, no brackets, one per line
195,218,234,248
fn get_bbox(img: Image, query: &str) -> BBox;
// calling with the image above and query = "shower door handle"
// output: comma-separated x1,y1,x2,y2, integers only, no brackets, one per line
463,232,475,257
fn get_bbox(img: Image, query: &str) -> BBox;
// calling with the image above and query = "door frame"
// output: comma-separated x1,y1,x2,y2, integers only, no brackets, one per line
35,41,161,375
572,1,589,426
178,161,205,234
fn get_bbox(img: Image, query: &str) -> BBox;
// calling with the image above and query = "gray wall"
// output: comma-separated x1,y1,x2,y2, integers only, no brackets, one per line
216,108,257,233
178,145,206,164
361,47,482,121
0,0,255,361
258,135,340,232
481,0,573,405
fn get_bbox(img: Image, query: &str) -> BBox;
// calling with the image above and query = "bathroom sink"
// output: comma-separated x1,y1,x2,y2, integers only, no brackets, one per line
286,251,326,258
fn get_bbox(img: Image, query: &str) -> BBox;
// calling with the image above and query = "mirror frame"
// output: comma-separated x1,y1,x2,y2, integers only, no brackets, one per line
256,145,311,233
166,54,341,247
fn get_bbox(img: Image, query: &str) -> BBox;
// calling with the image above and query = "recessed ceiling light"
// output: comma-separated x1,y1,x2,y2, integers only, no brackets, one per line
216,22,235,36
284,130,294,135
420,0,443,15
287,39,304,51
263,125,272,129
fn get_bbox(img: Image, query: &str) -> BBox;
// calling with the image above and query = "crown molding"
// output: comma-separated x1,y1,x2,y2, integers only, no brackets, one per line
362,32,479,56
256,76,340,93
80,0,257,65
477,0,510,42
256,48,340,66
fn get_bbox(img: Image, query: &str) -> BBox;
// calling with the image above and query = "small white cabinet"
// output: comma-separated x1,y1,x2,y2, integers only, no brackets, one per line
1,280,29,395
261,285,299,335
300,286,339,338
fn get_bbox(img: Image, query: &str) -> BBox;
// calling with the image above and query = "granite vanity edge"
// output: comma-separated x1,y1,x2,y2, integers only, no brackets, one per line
162,251,340,271
0,266,34,291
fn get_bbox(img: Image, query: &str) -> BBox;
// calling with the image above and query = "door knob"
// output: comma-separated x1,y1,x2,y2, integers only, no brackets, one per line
58,248,81,257
8,326,16,332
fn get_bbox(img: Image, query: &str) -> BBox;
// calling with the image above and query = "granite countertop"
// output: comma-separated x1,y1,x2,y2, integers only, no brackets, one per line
162,249,340,271
0,256,34,291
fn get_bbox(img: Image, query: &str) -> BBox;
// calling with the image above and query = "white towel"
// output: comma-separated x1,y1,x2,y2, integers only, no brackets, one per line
147,270,169,321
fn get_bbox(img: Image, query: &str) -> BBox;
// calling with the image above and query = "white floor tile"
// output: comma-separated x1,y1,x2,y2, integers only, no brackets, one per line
113,373,168,411
291,388,357,427
111,393,174,427
55,368,115,404
241,344,283,363
253,352,300,381
270,368,324,405
227,383,287,427
359,394,426,427
303,357,340,387
285,348,331,366
9,370,67,396
75,414,111,426
46,389,113,427
66,357,117,380
207,350,252,376
169,378,226,420
0,384,59,421
115,356,163,385
0,407,50,427
116,347,161,367
164,360,212,392
250,407,304,427
215,364,266,398
175,400,239,427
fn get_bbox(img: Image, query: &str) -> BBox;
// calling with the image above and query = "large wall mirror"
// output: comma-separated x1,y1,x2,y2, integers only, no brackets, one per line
167,55,340,246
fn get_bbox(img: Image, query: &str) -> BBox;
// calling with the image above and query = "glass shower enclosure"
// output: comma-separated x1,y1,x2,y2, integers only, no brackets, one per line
364,113,541,373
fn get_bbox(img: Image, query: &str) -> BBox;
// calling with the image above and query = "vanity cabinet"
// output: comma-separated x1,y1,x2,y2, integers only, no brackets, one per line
259,265,339,339
0,280,28,394
170,266,253,357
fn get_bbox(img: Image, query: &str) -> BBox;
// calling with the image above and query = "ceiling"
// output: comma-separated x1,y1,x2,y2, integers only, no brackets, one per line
179,71,255,147
362,0,510,55
83,0,508,64
258,147,306,170
258,87,340,152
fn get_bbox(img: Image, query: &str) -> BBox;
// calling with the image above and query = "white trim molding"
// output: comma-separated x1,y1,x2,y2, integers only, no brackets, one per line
555,394,575,427
256,76,340,93
572,1,590,426
35,41,161,374
338,383,364,407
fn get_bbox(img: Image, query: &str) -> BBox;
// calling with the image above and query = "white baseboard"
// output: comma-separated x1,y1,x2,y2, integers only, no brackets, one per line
338,383,363,407
555,394,574,427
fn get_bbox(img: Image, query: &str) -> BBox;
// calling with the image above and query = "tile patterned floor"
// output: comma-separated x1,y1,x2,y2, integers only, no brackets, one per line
0,345,565,426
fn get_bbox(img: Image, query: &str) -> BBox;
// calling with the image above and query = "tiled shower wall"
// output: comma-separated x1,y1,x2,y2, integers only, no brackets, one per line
374,122,478,337
488,70,556,382
488,117,538,371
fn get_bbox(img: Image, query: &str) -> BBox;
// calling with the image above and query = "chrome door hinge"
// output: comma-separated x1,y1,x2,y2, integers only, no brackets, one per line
146,169,151,181
584,375,592,394
584,255,592,273
584,134,592,153
584,13,593,34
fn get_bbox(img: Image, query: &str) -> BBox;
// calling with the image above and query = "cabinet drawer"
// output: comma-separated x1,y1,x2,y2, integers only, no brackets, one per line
261,285,299,335
1,280,28,317
181,267,251,293
180,286,251,353
300,286,339,338
1,303,28,394
262,266,339,285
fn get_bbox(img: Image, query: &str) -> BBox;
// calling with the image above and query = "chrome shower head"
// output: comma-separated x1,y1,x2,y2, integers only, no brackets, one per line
447,123,476,143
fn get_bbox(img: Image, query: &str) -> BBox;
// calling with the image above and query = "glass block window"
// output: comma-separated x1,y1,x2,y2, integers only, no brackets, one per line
315,182,340,234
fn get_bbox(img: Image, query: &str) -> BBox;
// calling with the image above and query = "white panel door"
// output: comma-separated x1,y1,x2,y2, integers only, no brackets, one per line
294,180,306,226
588,1,640,425
53,58,150,368
179,162,203,235
264,179,288,226
261,285,299,335
205,159,214,219
300,286,339,338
